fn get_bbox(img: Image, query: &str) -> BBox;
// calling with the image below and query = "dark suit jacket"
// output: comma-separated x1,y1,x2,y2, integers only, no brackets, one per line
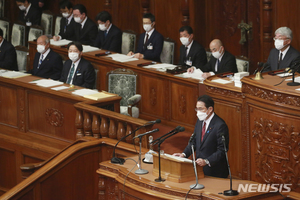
74,17,98,46
183,114,229,178
136,29,164,63
59,17,76,41
18,5,41,25
179,40,207,69
94,24,122,53
266,46,300,71
31,49,63,80
59,58,95,89
0,39,18,71
202,51,237,74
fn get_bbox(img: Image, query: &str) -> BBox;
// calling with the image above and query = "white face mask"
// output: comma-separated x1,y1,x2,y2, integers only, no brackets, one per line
99,24,107,31
212,47,223,59
19,5,26,10
143,24,152,32
180,37,190,46
62,12,70,18
74,17,82,23
68,52,79,62
274,39,286,50
197,110,208,121
37,45,46,54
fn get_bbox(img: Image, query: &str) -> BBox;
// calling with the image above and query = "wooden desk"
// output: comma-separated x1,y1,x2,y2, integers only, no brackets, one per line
28,41,206,132
97,155,282,200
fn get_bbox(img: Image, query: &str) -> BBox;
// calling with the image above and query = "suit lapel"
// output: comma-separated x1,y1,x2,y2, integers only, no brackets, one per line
199,115,216,148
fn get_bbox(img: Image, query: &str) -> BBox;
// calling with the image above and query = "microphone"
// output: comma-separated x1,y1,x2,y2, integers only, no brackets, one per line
219,132,239,196
150,126,181,144
132,128,159,139
189,132,196,144
111,119,160,164
253,62,263,75
153,126,185,145
259,62,269,73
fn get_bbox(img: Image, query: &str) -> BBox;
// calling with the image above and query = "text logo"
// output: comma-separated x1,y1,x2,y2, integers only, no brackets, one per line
237,184,292,193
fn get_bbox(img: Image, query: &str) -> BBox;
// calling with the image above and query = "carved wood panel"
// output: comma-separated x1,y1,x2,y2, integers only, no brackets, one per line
0,84,18,127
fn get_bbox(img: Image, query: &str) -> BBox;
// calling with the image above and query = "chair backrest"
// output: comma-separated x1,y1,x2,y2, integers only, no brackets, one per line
11,23,26,46
160,37,175,64
0,18,9,41
54,16,62,36
15,45,29,72
41,11,54,36
206,49,212,62
236,55,249,72
107,68,137,107
0,0,4,18
28,25,44,43
122,30,136,54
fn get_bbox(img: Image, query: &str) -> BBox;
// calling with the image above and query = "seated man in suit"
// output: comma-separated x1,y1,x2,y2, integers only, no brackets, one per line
178,26,207,69
53,0,76,41
16,0,41,25
59,41,95,89
173,95,229,178
127,13,163,63
94,11,122,53
188,39,237,79
72,4,98,46
30,35,63,80
0,29,18,71
265,27,300,71
30,0,44,16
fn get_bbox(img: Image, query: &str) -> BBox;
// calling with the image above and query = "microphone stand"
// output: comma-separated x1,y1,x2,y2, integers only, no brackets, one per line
189,144,204,189
287,64,300,86
221,135,239,196
154,142,165,182
134,135,148,175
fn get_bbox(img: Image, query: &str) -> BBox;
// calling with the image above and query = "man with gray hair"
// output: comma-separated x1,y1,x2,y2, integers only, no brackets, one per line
29,35,63,80
265,27,300,71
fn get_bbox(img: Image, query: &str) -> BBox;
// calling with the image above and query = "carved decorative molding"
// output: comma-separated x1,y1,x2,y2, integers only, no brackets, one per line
181,0,190,26
244,84,300,107
179,95,186,114
45,108,64,127
252,118,300,190
221,1,239,36
150,87,157,106
206,86,242,99
18,89,25,132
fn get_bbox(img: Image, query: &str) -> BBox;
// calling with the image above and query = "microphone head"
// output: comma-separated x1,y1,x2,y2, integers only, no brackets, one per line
219,132,225,137
175,125,181,130
155,119,161,124
178,126,185,132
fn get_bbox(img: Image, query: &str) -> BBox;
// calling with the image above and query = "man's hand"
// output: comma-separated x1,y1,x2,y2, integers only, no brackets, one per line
133,53,144,59
127,51,134,56
172,153,185,158
196,158,207,167
202,72,212,79
187,67,195,73
53,36,60,41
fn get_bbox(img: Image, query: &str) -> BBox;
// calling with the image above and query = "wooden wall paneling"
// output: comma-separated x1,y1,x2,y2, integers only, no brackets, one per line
261,0,273,62
191,0,207,48
0,147,16,191
0,84,18,128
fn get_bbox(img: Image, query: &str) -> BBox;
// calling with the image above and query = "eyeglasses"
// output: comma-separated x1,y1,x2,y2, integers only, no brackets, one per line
273,37,289,41
195,107,206,112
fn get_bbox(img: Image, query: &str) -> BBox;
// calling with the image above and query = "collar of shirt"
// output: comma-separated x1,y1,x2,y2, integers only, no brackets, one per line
69,58,81,85
279,45,290,60
202,112,215,132
80,16,88,29
0,39,4,47
25,3,31,16
106,23,112,34
67,14,73,25
40,48,51,60
185,40,194,56
144,28,155,43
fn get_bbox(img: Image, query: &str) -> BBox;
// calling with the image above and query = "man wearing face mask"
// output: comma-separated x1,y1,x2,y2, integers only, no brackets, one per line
173,95,229,178
53,0,76,41
127,13,163,63
265,27,300,72
73,4,98,46
29,35,63,80
59,41,95,89
15,0,41,26
0,28,18,71
93,11,122,53
179,26,207,69
187,39,237,79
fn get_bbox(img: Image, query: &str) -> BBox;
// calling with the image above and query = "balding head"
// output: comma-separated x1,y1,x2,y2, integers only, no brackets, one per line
37,35,50,53
210,39,224,59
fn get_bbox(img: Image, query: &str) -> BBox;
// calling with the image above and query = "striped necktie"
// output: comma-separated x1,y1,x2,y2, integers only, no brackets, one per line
37,54,43,69
66,64,75,84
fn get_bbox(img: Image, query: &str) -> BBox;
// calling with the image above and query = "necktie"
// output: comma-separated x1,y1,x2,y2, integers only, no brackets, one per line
64,18,68,33
104,31,108,38
143,33,149,49
66,64,75,84
278,53,283,69
37,54,43,69
216,59,220,72
201,122,206,141
183,47,188,63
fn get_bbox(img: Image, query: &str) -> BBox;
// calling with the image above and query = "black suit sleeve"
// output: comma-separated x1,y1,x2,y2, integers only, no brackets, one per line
194,46,207,69
222,54,238,73
93,32,102,48
109,30,122,53
202,56,214,72
88,24,98,46
59,60,70,83
0,45,18,71
50,54,63,80
82,63,96,89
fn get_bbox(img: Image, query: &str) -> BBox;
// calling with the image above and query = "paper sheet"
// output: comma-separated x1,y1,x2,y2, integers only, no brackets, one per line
286,77,300,82
180,69,204,81
72,89,99,97
51,86,69,91
211,78,233,84
106,53,138,62
83,92,116,100
163,153,192,163
82,45,100,53
276,73,293,77
50,39,72,46
0,71,31,78
30,79,64,87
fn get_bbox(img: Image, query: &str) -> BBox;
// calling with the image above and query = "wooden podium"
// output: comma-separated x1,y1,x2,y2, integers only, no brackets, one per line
152,153,204,183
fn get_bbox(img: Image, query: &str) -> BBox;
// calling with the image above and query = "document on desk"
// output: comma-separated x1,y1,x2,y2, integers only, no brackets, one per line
163,153,192,163
286,76,300,82
106,53,138,62
50,39,72,46
211,78,233,84
143,63,176,71
30,79,64,87
277,72,293,77
51,86,69,91
177,69,204,81
72,89,99,97
82,45,100,53
83,92,117,100
1,71,31,78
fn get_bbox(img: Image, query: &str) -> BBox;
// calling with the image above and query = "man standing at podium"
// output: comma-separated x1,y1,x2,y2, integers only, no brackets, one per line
173,95,229,178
